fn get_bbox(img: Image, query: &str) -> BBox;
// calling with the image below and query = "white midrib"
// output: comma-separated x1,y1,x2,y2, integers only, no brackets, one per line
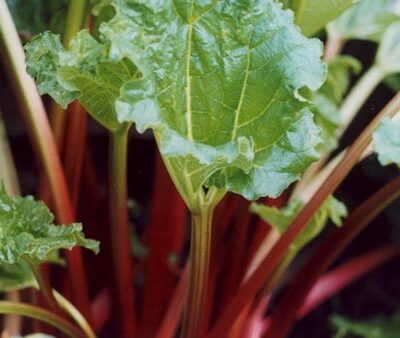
185,22,194,141
231,45,252,141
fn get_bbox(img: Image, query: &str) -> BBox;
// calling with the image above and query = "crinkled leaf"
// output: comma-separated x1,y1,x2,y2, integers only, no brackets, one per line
373,113,400,168
328,0,400,42
0,182,99,265
281,0,357,36
6,0,68,36
251,195,347,252
331,313,400,338
79,0,326,209
0,261,36,292
375,22,400,76
307,56,361,152
25,30,139,132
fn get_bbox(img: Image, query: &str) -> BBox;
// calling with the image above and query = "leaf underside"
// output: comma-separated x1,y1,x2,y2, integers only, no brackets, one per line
251,195,347,252
328,0,400,42
373,113,400,168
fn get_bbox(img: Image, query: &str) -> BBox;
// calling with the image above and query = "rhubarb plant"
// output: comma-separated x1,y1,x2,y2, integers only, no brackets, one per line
24,1,328,336
1,0,400,338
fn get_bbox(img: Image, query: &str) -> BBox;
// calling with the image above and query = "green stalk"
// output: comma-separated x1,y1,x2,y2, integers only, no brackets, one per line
0,0,91,317
181,206,214,338
63,0,88,46
26,260,96,338
338,65,385,136
181,188,224,338
54,290,97,338
28,262,61,315
0,301,85,338
50,0,88,149
0,111,20,195
323,30,344,62
108,127,136,337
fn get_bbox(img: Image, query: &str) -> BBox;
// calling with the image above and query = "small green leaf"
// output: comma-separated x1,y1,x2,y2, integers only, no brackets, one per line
281,0,358,36
25,30,139,132
251,195,347,252
0,182,99,265
0,261,36,292
308,56,361,152
331,313,400,338
373,113,400,168
328,0,400,42
6,0,68,36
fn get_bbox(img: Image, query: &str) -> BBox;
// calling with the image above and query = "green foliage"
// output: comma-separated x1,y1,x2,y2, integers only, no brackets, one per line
0,261,36,292
251,195,347,252
331,313,400,338
328,0,400,42
281,0,357,36
373,113,400,168
309,56,361,152
0,182,99,265
25,0,327,209
25,30,139,132
5,0,68,36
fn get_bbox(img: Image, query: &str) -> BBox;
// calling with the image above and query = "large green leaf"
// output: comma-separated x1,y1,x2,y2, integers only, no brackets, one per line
0,182,99,265
25,30,139,132
373,113,400,168
331,313,400,338
107,0,326,208
308,56,361,152
281,0,357,36
25,0,326,209
251,195,347,252
5,0,68,36
0,261,36,292
328,0,400,42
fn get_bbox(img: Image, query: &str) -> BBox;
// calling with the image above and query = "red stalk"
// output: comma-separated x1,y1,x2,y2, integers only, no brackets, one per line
140,152,186,338
91,289,111,332
63,101,88,209
217,199,253,313
206,92,400,338
203,226,230,331
0,0,91,318
265,175,400,338
297,243,398,319
155,264,190,338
